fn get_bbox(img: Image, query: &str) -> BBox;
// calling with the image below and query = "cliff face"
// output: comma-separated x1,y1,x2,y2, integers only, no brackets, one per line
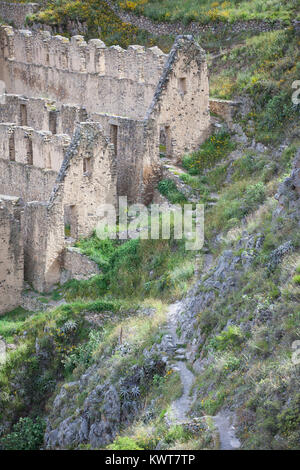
275,149,300,220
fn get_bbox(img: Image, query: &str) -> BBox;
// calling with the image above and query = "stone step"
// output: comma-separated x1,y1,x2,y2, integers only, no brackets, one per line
174,354,186,361
174,348,186,354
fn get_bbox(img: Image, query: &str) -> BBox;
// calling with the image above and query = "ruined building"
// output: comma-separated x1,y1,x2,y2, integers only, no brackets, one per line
0,24,210,312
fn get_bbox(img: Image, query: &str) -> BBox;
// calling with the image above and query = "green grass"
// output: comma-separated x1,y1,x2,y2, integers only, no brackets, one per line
210,28,300,143
64,233,195,301
117,0,297,24
157,179,187,205
24,0,173,50
0,307,33,343
182,130,236,175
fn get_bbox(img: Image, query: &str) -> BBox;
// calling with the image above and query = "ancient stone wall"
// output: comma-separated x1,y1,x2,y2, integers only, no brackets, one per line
90,112,160,203
0,195,24,315
209,98,240,129
0,94,88,136
0,26,211,298
0,2,39,28
0,27,167,119
0,158,57,201
0,123,70,170
23,122,117,292
147,35,210,162
61,247,100,285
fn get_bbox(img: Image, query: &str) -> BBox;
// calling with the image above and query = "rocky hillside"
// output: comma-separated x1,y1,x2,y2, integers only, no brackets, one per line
0,0,299,451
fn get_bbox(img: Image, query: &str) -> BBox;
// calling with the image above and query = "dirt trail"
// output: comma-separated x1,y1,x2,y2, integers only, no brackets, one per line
166,302,196,424
165,301,241,449
213,412,241,450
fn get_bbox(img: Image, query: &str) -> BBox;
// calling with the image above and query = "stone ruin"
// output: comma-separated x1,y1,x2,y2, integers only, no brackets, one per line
0,22,211,313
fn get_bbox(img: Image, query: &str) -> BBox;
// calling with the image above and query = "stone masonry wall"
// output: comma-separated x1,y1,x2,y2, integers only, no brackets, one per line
0,194,24,315
209,98,241,129
23,122,117,292
0,158,57,201
0,123,70,171
0,2,39,28
0,27,167,119
0,94,88,136
147,36,210,162
61,247,100,285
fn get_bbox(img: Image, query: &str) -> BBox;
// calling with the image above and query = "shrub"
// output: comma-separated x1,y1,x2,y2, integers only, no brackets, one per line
182,131,235,175
0,417,45,450
292,275,300,285
107,436,143,450
157,179,187,204
208,326,244,351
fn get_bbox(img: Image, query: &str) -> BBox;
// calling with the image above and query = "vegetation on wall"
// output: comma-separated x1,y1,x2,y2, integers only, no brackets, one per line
25,0,173,50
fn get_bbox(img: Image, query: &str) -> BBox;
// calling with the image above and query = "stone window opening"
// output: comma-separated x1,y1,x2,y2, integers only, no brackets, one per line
178,77,187,95
9,133,15,161
110,124,118,156
49,110,57,134
165,125,172,158
64,205,78,239
20,104,28,126
159,125,172,158
26,136,33,165
83,157,92,175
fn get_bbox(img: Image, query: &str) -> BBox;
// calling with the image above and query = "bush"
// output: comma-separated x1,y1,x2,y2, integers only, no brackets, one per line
0,417,45,450
292,275,300,285
182,131,235,175
157,179,187,204
208,326,244,351
107,436,143,450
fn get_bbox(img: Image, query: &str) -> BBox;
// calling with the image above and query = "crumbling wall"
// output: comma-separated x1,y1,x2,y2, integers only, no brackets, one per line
24,200,64,292
89,112,160,204
0,195,24,315
209,98,240,129
0,158,57,201
147,35,210,162
23,122,117,292
50,122,117,238
0,27,167,119
0,2,39,28
0,123,70,170
61,247,100,285
0,94,87,136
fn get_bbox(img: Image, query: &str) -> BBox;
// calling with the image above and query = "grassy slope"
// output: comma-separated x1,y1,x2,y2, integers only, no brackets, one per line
25,0,173,50
117,0,299,24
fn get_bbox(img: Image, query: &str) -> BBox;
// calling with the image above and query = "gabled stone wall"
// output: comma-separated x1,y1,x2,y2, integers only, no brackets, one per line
146,35,210,162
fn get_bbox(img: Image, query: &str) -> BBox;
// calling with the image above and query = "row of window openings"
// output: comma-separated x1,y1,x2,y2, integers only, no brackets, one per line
8,119,173,168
